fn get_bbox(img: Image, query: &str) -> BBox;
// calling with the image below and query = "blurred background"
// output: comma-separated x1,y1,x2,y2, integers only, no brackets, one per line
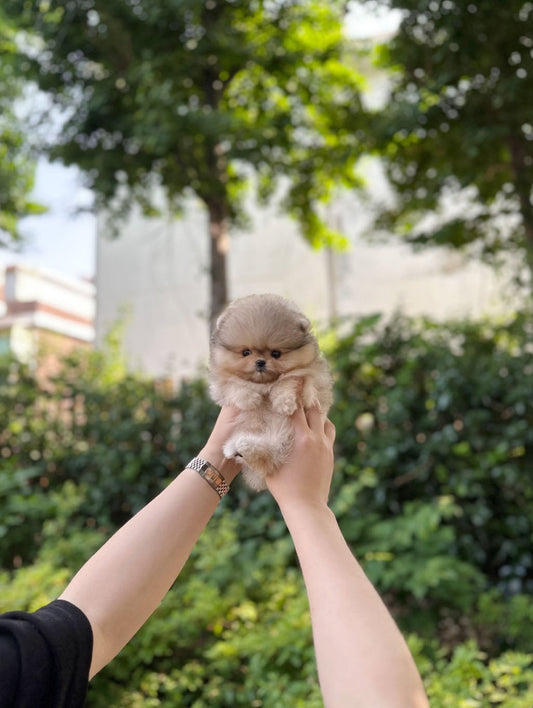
1,1,532,705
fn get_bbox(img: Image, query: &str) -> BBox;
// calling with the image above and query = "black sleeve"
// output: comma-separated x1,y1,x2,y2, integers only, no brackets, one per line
0,599,93,708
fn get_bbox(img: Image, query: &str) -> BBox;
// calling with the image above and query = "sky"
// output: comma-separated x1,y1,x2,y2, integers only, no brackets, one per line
0,3,401,283
0,160,97,281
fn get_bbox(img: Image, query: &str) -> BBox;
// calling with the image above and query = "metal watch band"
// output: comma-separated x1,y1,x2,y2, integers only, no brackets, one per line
185,457,229,499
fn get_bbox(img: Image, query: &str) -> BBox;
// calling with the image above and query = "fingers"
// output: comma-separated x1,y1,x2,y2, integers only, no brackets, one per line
291,406,309,427
305,406,323,430
218,406,240,422
295,405,336,442
324,418,336,444
207,406,241,445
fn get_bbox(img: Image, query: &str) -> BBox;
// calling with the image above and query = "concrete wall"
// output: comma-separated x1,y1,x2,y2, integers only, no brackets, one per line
96,195,336,379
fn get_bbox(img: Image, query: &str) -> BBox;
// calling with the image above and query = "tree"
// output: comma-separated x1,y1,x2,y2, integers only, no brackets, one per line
361,0,533,280
0,13,44,247
4,0,365,328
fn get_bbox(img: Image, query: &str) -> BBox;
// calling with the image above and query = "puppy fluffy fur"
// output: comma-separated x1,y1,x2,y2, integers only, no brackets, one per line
209,293,333,491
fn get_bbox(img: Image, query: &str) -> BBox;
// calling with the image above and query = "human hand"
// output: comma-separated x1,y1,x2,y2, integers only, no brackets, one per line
266,407,336,512
198,407,241,484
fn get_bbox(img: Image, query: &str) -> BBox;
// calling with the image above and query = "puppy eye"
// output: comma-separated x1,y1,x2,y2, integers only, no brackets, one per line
271,350,281,359
242,349,252,357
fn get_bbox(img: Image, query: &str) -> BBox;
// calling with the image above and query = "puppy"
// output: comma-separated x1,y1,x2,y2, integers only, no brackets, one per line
208,293,333,491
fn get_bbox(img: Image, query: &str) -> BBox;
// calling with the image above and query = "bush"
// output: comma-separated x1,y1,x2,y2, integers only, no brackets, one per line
1,308,532,704
0,350,218,567
410,636,533,707
328,310,533,648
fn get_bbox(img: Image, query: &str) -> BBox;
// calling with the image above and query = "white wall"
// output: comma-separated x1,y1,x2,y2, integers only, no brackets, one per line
0,268,6,317
96,196,334,379
8,323,36,363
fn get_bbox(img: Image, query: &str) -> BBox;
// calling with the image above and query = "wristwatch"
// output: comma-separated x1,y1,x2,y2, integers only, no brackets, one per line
185,457,229,499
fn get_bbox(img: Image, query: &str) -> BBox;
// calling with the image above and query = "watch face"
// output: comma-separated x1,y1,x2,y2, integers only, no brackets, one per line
204,467,219,485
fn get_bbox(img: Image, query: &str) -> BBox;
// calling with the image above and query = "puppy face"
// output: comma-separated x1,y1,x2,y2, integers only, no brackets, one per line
210,294,318,383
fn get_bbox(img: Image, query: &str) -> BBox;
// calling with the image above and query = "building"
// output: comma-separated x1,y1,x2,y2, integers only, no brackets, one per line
0,264,95,377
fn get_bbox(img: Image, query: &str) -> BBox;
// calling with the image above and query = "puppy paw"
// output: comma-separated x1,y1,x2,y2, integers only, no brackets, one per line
224,434,260,462
272,395,298,417
223,437,245,461
301,382,321,411
270,382,299,416
225,434,277,472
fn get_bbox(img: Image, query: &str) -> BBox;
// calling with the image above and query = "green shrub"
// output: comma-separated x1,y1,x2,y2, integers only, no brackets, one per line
0,350,218,566
328,310,533,646
409,636,533,707
1,309,533,704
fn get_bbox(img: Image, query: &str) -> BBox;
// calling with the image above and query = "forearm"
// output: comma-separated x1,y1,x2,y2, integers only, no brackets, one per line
61,460,230,678
281,503,429,708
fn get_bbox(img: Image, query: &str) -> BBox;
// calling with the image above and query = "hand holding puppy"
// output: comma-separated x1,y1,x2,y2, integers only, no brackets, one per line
266,407,336,511
266,406,430,708
198,406,242,484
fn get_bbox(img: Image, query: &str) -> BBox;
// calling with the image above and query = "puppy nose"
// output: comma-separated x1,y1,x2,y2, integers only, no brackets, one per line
255,359,266,371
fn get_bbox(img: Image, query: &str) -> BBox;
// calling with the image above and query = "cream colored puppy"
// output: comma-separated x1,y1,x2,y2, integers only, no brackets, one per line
209,294,333,491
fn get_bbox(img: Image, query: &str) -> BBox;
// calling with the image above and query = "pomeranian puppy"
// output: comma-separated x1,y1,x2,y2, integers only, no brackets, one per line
209,293,333,491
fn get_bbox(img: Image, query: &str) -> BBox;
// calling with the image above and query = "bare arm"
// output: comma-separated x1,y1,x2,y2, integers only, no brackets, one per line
60,407,240,679
267,408,429,708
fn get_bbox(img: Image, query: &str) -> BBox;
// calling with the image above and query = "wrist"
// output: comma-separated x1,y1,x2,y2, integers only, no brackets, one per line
278,498,334,527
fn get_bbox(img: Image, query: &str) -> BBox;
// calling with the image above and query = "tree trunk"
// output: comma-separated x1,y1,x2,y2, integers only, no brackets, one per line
207,200,230,333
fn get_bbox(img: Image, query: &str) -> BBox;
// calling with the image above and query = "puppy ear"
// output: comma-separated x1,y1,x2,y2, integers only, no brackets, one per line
210,307,227,343
214,310,225,333
299,316,311,334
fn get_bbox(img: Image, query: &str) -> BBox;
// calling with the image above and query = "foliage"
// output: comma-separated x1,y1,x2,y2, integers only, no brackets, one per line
3,0,366,324
0,11,44,246
329,309,533,647
409,636,533,708
0,482,104,613
361,0,533,277
1,309,533,703
0,349,216,567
